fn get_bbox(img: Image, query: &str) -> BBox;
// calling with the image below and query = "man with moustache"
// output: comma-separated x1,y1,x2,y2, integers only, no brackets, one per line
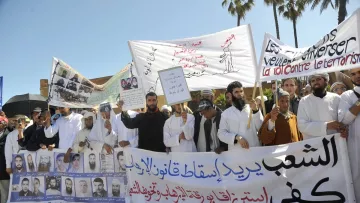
218,81,263,150
282,78,301,115
297,73,347,140
64,178,74,196
225,91,232,109
19,178,33,196
38,155,51,172
116,151,126,172
338,67,360,201
121,92,167,152
92,178,107,197
46,177,61,195
13,155,26,173
33,178,44,196
27,154,36,172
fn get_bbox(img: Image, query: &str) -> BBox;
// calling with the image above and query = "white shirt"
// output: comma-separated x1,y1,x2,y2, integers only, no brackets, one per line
218,105,263,151
297,92,340,140
114,110,139,148
197,116,207,152
46,189,61,196
163,114,197,152
338,86,360,201
88,116,118,152
5,130,21,168
44,112,83,149
72,128,91,153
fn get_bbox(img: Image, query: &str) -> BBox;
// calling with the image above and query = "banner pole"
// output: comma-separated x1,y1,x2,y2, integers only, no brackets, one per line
247,82,258,129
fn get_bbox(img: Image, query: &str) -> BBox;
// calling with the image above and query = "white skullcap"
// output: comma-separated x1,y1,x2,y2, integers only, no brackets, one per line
308,73,329,84
112,179,121,185
201,89,213,96
330,82,346,92
256,95,268,102
161,105,172,112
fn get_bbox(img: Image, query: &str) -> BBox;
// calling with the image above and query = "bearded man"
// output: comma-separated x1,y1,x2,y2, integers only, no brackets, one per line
121,92,167,152
218,81,263,150
38,155,51,172
297,73,347,140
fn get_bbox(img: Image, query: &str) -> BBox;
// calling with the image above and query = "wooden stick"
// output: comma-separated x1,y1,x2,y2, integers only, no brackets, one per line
275,81,279,107
247,82,258,129
259,85,266,115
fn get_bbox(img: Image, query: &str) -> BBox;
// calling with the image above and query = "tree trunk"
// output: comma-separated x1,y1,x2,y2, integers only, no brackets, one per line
292,18,298,48
273,3,280,40
338,0,346,24
237,15,241,26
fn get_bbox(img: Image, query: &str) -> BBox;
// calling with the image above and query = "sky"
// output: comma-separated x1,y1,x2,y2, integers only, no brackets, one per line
0,0,359,103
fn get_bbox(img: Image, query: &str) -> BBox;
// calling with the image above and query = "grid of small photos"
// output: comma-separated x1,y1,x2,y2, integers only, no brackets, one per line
10,150,127,203
51,66,94,104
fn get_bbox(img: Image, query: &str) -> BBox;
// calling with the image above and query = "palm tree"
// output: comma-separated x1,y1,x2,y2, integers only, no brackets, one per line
264,0,284,39
278,0,307,48
308,0,349,24
222,0,255,26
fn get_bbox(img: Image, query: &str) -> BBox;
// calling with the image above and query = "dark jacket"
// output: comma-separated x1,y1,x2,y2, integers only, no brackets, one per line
121,110,168,152
289,95,301,115
194,108,227,152
0,129,10,180
19,126,59,151
19,190,34,196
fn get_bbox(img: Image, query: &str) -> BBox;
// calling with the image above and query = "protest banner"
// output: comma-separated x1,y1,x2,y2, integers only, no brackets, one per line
158,66,191,105
0,76,3,109
118,63,146,111
125,134,355,202
128,25,258,95
48,58,145,109
258,8,360,81
7,148,127,203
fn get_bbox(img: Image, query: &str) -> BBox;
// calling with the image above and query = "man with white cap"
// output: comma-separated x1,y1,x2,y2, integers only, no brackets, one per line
338,67,360,201
111,179,121,197
65,111,96,159
44,107,83,149
297,73,347,140
161,105,172,117
115,100,139,149
330,82,347,96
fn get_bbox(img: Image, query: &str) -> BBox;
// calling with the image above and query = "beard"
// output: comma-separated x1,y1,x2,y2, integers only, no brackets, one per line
16,166,23,171
231,94,246,111
28,163,35,171
89,162,96,170
86,124,93,130
352,80,360,87
146,104,157,112
66,187,73,195
112,190,120,197
312,84,327,98
38,163,50,172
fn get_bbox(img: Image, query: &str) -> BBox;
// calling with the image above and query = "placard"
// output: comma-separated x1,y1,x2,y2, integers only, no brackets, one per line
158,66,191,105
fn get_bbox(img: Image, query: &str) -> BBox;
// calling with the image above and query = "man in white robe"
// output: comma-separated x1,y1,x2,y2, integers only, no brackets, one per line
115,101,139,148
163,103,196,152
218,81,263,150
297,73,347,140
44,107,83,149
338,67,360,201
87,103,117,153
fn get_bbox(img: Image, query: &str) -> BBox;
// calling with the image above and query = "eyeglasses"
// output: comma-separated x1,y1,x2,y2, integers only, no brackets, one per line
333,88,346,92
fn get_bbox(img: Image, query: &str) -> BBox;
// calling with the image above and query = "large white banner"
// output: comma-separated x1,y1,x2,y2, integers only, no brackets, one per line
128,25,258,95
125,134,355,202
258,8,360,81
48,58,145,109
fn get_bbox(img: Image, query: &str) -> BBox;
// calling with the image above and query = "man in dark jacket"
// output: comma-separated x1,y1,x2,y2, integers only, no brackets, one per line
0,116,10,203
17,107,42,148
120,92,168,152
194,99,227,154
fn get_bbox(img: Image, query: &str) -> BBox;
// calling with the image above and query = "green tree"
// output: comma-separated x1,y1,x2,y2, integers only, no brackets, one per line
222,0,255,26
264,0,284,39
308,0,349,24
278,0,307,48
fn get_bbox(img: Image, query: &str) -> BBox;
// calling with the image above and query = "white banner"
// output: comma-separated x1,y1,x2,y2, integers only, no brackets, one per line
48,58,145,108
128,25,258,95
125,134,355,202
258,8,360,81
